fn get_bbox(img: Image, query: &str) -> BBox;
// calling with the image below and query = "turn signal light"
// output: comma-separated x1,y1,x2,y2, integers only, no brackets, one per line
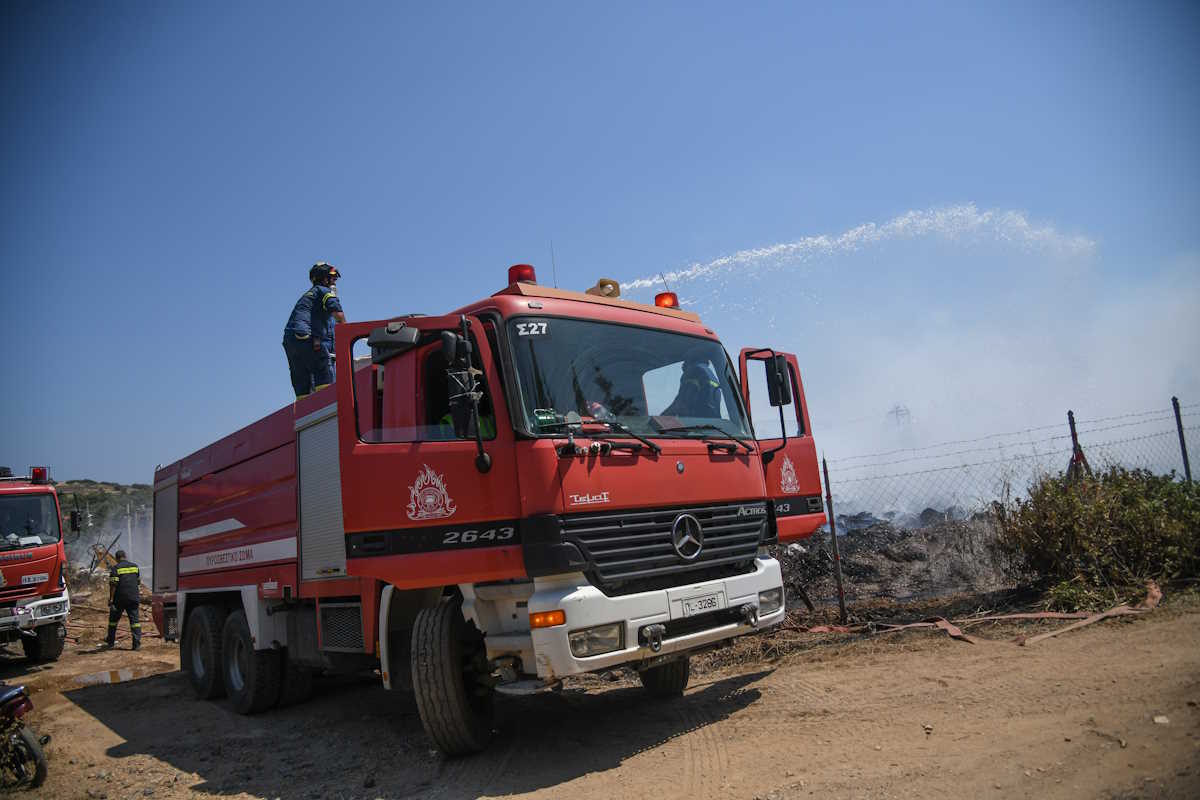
508,264,537,285
654,292,679,308
529,609,566,628
30,466,49,484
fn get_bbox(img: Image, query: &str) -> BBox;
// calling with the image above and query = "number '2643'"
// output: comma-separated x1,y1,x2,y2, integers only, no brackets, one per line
442,527,515,545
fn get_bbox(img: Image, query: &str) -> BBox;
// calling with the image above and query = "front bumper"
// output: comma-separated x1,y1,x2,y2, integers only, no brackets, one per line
527,556,784,679
0,587,70,633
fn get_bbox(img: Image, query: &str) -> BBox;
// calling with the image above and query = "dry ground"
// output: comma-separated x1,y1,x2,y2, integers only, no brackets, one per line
6,594,1199,800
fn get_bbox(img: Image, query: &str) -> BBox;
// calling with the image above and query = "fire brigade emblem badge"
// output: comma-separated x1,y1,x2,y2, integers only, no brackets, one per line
407,465,457,521
780,455,801,494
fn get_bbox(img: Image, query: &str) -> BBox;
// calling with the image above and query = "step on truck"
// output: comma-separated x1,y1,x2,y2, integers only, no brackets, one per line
151,265,825,754
0,466,77,662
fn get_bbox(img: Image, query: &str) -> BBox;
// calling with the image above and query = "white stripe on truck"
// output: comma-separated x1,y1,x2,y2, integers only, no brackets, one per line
178,537,296,575
178,518,245,543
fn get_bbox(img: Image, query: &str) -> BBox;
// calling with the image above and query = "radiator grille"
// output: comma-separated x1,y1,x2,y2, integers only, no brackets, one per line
0,586,38,604
561,501,767,595
320,603,365,652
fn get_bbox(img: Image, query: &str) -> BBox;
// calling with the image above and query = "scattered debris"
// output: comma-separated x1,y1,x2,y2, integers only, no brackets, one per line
1154,716,1170,725
1016,584,1161,646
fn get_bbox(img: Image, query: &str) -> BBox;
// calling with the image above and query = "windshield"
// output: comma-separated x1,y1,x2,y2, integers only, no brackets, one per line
507,317,751,439
0,494,61,549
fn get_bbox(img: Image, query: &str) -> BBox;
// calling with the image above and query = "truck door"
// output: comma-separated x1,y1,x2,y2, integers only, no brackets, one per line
738,348,826,541
333,314,525,589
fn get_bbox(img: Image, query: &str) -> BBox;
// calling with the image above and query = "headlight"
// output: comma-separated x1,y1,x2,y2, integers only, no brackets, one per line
568,622,624,658
35,601,67,618
758,587,784,616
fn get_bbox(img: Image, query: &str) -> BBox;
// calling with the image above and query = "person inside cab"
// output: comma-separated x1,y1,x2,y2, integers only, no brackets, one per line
283,262,346,399
662,358,723,419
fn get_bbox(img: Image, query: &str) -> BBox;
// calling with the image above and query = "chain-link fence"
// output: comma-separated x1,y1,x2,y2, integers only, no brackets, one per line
777,399,1197,606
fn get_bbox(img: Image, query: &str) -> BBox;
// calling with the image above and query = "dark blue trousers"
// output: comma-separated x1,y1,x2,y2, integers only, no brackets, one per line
283,336,334,398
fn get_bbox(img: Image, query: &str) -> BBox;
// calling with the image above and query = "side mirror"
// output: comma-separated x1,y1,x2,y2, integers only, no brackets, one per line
442,332,473,437
69,510,81,533
367,322,421,365
440,331,473,365
765,355,792,407
440,331,460,365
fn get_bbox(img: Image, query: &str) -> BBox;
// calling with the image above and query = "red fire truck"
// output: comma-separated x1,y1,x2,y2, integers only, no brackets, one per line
151,266,824,754
0,466,77,662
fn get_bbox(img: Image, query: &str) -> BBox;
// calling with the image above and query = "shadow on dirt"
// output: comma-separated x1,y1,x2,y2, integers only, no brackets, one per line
64,667,771,799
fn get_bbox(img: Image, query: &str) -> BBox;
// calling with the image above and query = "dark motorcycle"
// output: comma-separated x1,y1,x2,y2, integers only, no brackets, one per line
0,683,47,789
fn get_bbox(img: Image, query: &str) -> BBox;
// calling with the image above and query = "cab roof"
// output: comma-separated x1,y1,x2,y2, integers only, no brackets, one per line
493,282,702,324
0,480,55,496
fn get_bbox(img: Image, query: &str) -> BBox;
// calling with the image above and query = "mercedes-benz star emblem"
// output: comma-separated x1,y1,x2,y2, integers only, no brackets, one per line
671,514,705,561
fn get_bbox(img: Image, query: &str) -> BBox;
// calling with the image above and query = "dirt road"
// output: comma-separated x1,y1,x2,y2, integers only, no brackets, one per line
10,601,1200,799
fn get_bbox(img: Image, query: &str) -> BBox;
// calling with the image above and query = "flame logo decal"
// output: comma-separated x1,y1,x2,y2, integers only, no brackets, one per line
407,465,457,521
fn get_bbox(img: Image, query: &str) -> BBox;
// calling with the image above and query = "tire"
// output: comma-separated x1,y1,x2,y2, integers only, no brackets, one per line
21,623,65,663
3,726,48,789
221,609,281,714
184,605,227,700
277,657,314,707
639,655,691,697
411,597,494,755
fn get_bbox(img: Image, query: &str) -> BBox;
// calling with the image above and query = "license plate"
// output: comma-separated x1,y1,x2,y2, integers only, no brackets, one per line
681,593,722,617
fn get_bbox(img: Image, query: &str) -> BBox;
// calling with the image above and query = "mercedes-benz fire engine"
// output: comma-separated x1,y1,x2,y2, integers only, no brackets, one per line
151,265,824,754
0,466,76,662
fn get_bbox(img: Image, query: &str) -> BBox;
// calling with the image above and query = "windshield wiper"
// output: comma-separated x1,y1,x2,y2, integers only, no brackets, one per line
655,423,753,454
585,419,662,455
539,417,661,455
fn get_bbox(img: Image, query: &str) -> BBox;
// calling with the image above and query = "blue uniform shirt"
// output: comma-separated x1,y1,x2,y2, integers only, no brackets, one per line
284,285,343,349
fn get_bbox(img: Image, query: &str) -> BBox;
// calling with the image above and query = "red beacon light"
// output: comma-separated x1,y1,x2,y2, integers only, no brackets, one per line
654,292,679,309
507,264,537,285
30,466,49,484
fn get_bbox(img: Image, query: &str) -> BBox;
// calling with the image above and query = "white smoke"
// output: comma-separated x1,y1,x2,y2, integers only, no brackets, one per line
614,205,1199,516
621,204,1096,291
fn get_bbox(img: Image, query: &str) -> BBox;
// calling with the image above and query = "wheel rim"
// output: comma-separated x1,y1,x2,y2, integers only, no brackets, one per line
228,635,247,693
190,630,207,679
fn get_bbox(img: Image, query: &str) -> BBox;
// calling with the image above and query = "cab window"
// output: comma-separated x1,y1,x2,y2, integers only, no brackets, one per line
0,494,61,547
744,359,803,439
352,333,498,443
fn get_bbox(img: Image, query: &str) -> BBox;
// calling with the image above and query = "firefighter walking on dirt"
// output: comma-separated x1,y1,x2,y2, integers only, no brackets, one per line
105,550,141,650
283,261,347,399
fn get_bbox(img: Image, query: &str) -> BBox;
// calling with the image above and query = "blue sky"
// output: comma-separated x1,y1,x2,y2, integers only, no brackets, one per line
4,1,1198,484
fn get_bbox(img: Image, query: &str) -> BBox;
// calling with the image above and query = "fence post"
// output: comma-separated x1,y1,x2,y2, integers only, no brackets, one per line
822,457,848,624
1066,409,1092,480
1173,396,1192,482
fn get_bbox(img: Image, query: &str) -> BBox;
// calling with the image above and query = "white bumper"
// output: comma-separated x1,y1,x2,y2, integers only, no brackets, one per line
0,586,70,633
527,557,784,679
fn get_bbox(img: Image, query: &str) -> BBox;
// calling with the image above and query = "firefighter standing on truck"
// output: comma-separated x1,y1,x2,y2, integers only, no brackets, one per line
283,262,347,399
106,550,141,650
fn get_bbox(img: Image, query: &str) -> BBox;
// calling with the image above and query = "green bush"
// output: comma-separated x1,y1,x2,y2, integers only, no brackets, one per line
993,467,1199,609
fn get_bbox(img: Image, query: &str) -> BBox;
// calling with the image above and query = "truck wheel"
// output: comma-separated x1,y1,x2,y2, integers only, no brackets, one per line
221,610,282,714
184,605,226,700
639,656,691,697
21,623,66,662
277,658,314,707
411,597,494,755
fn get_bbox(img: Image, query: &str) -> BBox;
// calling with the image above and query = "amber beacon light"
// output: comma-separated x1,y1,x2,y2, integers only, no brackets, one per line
654,291,679,308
